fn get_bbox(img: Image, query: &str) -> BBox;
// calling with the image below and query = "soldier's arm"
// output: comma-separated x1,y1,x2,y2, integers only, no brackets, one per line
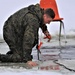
40,24,50,35
40,24,47,33
22,14,39,62
40,24,51,42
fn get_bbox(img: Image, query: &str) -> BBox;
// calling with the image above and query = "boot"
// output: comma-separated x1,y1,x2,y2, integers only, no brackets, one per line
6,51,13,55
0,53,23,63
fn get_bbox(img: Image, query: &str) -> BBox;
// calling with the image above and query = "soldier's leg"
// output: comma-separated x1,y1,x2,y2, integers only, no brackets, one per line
0,21,22,62
3,21,17,54
0,53,22,62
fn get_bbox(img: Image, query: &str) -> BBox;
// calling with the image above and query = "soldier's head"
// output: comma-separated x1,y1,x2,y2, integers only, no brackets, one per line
43,8,55,24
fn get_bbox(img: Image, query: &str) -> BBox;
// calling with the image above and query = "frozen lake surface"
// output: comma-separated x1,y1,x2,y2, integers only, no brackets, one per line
0,37,75,75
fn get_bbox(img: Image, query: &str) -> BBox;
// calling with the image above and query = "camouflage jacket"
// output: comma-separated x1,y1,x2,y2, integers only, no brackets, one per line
3,4,48,62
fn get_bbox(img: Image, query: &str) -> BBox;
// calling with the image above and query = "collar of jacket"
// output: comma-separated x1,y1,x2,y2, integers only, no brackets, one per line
28,4,44,25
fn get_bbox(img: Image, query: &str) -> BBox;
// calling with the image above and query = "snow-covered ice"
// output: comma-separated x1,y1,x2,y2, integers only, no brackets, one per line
0,34,75,75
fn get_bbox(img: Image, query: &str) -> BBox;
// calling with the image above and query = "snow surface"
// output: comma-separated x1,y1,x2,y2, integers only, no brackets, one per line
0,34,75,75
0,70,62,75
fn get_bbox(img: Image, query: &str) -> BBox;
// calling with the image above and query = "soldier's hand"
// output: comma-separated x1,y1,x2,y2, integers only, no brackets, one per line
44,31,51,42
27,61,38,67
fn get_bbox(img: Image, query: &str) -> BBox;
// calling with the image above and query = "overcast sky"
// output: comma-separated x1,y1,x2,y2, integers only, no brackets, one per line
0,0,75,35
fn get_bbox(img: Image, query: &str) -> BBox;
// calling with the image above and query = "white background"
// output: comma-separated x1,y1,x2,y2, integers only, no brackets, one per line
0,0,75,36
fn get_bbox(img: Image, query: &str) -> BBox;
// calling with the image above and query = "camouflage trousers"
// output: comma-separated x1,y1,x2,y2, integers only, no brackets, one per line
1,22,37,63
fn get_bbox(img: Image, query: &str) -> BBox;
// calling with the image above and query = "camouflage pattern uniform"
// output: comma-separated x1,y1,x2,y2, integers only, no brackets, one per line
0,4,47,62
